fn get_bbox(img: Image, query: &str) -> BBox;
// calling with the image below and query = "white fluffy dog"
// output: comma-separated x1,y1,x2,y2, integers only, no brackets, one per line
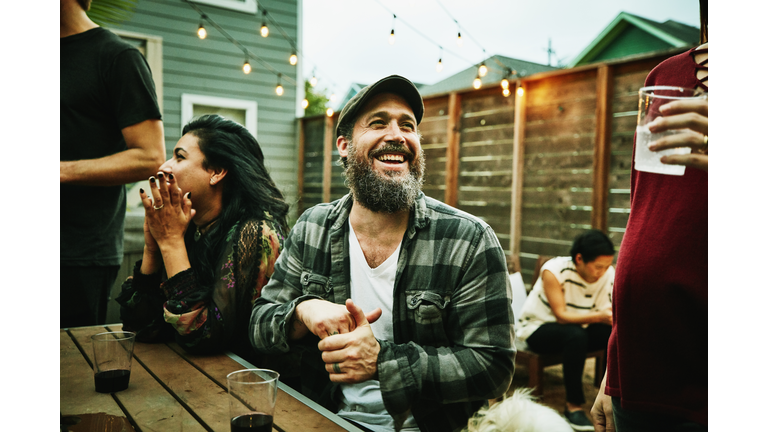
464,388,573,432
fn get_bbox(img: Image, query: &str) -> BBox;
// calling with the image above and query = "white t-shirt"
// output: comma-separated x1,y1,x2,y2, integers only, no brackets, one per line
336,220,419,432
515,256,614,342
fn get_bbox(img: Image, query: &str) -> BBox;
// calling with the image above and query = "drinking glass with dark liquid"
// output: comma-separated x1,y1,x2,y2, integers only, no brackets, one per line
91,331,136,393
227,369,279,432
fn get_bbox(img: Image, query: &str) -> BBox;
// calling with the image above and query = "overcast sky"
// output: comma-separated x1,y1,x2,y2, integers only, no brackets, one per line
301,0,701,101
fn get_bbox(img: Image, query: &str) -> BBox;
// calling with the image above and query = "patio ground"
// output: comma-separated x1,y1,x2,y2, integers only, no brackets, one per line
505,358,601,425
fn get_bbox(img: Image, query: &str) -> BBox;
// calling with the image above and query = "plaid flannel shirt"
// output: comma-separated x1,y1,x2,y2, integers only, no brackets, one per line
250,192,516,432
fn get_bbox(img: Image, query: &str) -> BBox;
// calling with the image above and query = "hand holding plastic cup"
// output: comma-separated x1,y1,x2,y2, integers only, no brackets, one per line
91,331,136,393
227,369,279,432
635,86,707,175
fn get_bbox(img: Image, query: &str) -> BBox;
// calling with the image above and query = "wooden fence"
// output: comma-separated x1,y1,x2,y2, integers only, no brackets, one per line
296,47,689,282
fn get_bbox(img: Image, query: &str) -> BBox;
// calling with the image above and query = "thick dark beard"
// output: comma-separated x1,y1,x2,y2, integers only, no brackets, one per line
344,142,425,214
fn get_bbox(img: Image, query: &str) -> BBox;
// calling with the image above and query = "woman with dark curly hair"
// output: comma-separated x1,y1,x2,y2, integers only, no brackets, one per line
117,114,290,369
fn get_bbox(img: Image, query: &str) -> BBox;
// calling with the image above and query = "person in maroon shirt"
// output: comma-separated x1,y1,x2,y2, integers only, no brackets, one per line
590,2,708,431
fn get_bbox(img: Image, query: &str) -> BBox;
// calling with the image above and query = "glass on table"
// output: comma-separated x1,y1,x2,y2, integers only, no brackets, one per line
227,369,279,432
91,331,136,393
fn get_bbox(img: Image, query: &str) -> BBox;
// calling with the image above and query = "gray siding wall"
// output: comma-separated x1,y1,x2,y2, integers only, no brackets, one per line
112,0,300,213
103,0,300,324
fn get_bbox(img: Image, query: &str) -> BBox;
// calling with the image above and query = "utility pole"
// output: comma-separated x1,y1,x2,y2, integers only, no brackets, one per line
545,38,556,66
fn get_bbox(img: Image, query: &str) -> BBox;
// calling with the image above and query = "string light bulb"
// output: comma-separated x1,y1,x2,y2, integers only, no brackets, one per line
330,93,336,102
501,78,509,89
310,75,318,87
502,88,511,97
436,58,443,72
301,98,309,109
517,87,525,96
389,14,396,45
260,11,269,37
197,16,207,39
478,62,488,77
457,31,463,47
473,75,482,89
275,74,283,96
326,107,334,117
242,59,251,74
289,52,298,66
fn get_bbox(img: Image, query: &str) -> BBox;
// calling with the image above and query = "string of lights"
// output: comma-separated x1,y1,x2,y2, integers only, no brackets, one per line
187,1,298,96
188,0,521,105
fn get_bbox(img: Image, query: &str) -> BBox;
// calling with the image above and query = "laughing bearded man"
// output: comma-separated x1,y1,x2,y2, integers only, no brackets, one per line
249,75,516,432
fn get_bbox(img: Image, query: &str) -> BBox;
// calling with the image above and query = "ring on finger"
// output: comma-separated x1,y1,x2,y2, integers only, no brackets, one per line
153,203,164,210
333,363,341,374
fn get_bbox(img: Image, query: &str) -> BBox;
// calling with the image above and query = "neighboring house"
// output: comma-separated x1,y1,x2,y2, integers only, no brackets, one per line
419,55,557,97
106,0,302,216
333,81,426,112
568,11,699,67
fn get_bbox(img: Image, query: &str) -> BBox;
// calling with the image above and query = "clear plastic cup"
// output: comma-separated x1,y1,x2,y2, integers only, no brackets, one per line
635,86,707,175
91,331,136,393
227,369,279,432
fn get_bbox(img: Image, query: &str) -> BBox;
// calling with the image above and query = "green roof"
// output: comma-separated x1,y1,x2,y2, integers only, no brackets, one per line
419,55,557,97
568,12,699,67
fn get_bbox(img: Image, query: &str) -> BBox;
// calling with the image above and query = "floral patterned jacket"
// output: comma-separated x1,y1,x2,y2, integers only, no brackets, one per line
117,217,284,362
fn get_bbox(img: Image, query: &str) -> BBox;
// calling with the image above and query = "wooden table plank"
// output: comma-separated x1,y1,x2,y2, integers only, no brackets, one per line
60,330,124,417
69,326,206,432
167,344,351,431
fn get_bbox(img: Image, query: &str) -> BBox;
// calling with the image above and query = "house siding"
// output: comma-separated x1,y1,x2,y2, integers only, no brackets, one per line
110,0,300,213
590,25,671,64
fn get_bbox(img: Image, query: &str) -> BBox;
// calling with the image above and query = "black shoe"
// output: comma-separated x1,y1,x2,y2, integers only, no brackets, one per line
564,408,595,431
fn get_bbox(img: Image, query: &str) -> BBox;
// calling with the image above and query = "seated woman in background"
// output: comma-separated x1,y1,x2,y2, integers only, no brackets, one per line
117,114,290,371
515,230,615,432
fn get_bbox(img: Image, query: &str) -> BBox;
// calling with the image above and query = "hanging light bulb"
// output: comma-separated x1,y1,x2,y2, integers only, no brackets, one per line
473,75,482,89
501,78,509,89
330,93,336,102
436,58,443,72
242,59,251,74
326,107,334,117
289,52,298,66
517,87,525,96
260,11,269,37
478,63,488,77
502,88,511,97
301,98,309,109
457,31,463,47
197,17,207,39
275,74,283,95
389,29,395,45
310,75,318,87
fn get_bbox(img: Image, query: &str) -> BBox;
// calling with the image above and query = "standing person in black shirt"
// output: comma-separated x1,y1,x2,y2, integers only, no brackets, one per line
60,0,165,328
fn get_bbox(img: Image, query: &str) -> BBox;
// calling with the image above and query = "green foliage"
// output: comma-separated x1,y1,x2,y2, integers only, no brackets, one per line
87,0,139,27
304,80,330,116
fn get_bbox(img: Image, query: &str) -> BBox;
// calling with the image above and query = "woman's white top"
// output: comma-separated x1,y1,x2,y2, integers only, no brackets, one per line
515,256,614,342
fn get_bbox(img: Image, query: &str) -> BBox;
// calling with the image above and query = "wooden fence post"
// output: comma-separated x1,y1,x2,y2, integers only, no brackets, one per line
444,92,462,207
592,65,614,232
297,118,306,215
510,81,527,256
323,114,334,203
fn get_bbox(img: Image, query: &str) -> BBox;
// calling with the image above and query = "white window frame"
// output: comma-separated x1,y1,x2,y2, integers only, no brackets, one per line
188,0,257,14
181,94,258,138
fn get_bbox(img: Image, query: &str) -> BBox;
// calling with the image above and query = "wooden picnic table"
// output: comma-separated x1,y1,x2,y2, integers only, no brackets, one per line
60,324,362,432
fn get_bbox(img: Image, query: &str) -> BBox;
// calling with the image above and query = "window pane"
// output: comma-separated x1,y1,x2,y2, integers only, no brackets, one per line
192,104,247,127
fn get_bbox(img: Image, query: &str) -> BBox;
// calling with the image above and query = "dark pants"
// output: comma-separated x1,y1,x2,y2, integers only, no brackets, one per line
60,265,120,328
612,397,707,432
526,322,611,405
